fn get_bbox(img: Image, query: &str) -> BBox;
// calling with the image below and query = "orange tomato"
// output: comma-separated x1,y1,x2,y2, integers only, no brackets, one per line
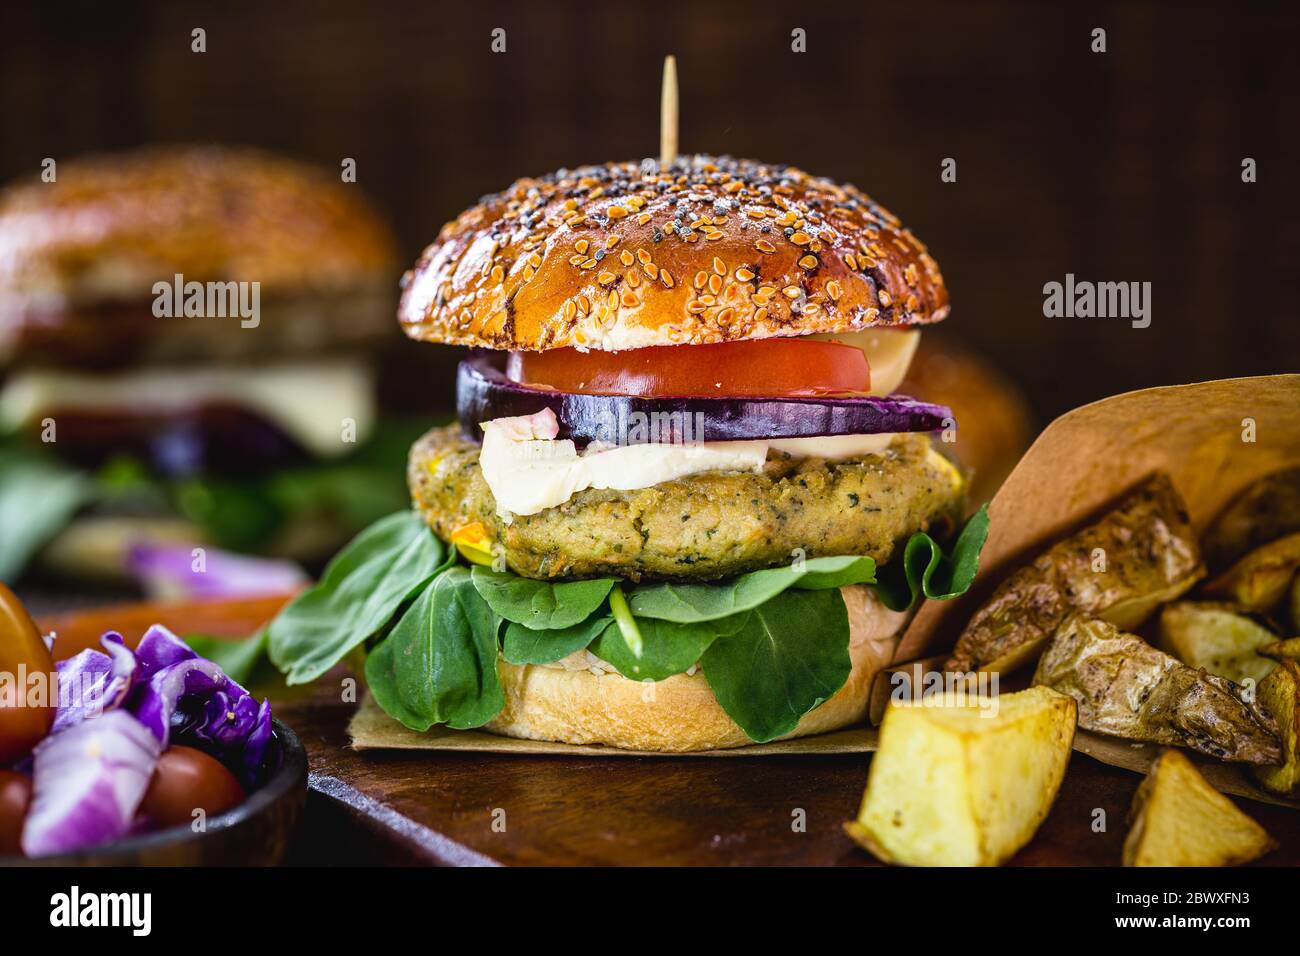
506,338,871,398
0,583,55,764
139,746,246,829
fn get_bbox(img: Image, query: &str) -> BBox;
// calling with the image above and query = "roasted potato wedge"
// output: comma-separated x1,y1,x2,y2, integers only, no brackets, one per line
1156,601,1277,686
946,473,1203,675
1203,532,1300,613
1253,660,1300,795
844,686,1076,867
1260,637,1300,662
1202,466,1300,572
1033,616,1281,764
1123,750,1275,867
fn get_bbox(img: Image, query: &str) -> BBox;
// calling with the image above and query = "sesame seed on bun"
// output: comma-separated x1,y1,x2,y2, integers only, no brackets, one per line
398,154,948,352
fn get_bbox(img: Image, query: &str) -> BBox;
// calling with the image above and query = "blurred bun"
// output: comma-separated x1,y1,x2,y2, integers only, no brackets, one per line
400,155,947,352
0,147,398,366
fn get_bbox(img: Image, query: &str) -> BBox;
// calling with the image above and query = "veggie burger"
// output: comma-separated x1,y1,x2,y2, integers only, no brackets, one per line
0,147,400,579
271,154,986,752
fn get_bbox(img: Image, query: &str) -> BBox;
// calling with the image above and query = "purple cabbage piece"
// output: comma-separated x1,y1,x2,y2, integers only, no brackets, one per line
52,633,138,734
126,543,307,601
131,657,227,747
195,688,262,749
135,623,198,682
129,626,270,781
242,700,274,779
21,710,161,857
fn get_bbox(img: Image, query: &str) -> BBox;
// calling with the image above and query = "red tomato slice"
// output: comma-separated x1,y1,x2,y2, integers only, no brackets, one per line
506,339,871,398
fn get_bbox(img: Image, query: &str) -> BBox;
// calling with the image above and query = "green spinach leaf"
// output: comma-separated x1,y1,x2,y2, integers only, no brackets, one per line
471,566,616,629
268,511,444,684
874,504,990,611
365,567,504,730
626,554,876,623
700,588,852,742
502,614,611,665
590,613,749,682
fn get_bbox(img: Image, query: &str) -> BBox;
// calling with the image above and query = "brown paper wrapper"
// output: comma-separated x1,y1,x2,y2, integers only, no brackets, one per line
893,374,1300,804
348,693,878,756
899,374,1300,661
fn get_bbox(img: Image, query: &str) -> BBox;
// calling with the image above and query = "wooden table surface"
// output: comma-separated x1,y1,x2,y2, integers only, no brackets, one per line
40,595,1300,867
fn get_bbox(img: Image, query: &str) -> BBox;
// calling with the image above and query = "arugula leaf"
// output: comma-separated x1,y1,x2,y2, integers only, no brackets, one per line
0,451,93,580
365,567,503,730
471,566,616,629
268,511,444,684
502,615,610,665
874,505,990,611
700,588,853,743
626,554,876,623
589,613,748,682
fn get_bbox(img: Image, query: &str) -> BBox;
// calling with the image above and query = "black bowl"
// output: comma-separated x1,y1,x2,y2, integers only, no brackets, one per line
3,718,307,867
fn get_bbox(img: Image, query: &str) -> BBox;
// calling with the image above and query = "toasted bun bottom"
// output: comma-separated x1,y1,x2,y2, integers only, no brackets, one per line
485,588,903,751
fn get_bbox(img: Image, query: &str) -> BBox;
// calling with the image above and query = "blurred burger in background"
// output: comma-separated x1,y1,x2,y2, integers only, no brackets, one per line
0,146,412,584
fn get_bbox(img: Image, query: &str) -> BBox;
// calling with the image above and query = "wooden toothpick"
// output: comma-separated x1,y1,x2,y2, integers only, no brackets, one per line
660,55,678,167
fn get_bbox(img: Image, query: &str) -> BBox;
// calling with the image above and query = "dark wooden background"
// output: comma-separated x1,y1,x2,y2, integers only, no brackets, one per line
3,0,1296,420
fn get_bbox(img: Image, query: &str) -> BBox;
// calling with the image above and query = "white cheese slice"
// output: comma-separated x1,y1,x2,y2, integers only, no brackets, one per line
478,409,902,519
766,433,894,459
0,358,375,459
480,409,769,519
807,327,920,396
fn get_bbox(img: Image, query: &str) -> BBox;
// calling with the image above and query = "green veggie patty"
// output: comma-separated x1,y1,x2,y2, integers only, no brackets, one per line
409,425,965,582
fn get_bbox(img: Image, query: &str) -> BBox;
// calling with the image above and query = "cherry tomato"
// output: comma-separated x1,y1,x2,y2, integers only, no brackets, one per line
139,746,245,830
506,338,871,398
0,770,32,857
0,583,55,764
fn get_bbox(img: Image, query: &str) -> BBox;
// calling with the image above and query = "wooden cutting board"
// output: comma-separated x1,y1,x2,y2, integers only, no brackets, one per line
40,595,1300,867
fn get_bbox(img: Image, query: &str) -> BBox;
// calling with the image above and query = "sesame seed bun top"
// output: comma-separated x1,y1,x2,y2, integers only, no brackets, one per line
399,155,949,352
0,146,397,311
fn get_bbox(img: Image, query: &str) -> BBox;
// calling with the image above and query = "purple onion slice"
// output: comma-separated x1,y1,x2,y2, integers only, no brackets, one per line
457,353,953,444
21,710,161,857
